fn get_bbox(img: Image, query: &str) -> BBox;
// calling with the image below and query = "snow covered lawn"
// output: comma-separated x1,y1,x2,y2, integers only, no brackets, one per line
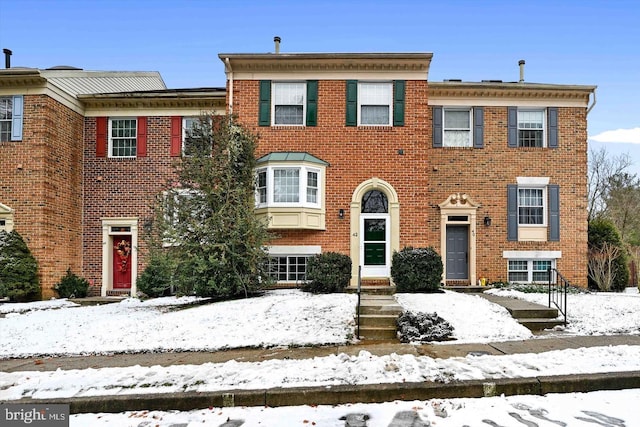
488,287,640,335
0,290,357,358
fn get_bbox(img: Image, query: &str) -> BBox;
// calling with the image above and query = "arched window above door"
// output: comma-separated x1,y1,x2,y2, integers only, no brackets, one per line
362,190,388,213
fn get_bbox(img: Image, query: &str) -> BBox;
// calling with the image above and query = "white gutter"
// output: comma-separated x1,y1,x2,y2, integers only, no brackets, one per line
224,57,233,115
587,89,596,115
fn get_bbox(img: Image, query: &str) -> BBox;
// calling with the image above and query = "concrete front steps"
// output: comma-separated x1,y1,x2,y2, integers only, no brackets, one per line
357,293,403,340
479,293,565,331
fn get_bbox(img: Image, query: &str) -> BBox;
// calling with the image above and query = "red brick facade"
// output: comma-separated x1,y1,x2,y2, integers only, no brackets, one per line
0,94,83,298
1,54,594,299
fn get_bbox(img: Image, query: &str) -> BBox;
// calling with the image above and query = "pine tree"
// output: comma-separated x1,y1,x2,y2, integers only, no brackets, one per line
146,115,272,298
0,230,41,302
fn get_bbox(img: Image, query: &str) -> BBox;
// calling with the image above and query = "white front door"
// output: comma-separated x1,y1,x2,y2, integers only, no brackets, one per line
360,213,390,277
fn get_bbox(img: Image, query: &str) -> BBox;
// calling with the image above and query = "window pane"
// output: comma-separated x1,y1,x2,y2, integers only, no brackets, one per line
274,105,303,125
274,169,299,203
0,97,12,142
359,83,391,125
306,171,318,204
444,110,470,128
273,83,304,105
518,188,544,225
518,110,544,147
443,130,471,147
110,119,137,157
273,83,304,125
361,105,389,125
256,171,267,204
361,190,388,213
359,83,392,104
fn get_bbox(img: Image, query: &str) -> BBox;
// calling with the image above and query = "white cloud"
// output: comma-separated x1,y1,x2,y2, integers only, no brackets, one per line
589,127,640,144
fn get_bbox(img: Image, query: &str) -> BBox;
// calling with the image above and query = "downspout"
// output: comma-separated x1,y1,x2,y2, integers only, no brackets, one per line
587,89,596,115
224,57,233,116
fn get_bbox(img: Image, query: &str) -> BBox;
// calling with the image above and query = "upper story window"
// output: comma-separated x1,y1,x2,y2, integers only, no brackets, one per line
0,95,23,142
517,110,544,147
508,107,558,148
273,82,305,126
432,106,484,148
109,118,137,158
358,82,392,126
443,108,472,147
259,80,317,127
346,80,405,127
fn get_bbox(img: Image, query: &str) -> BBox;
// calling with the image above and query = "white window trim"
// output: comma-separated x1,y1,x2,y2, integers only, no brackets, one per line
507,258,556,283
517,108,547,148
503,250,562,259
272,82,306,127
182,117,197,154
268,245,322,255
516,184,549,227
255,165,322,209
357,81,393,126
442,107,473,147
108,117,137,158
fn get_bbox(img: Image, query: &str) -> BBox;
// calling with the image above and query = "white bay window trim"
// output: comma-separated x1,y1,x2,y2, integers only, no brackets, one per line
256,165,322,208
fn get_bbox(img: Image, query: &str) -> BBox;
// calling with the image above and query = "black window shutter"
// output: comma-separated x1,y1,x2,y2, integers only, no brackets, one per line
507,106,518,147
548,184,560,241
393,80,405,126
548,107,558,148
346,80,358,126
259,80,271,126
473,107,484,148
507,184,518,241
306,80,318,127
432,106,443,148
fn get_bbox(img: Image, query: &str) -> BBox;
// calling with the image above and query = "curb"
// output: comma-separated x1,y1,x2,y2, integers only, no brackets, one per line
12,370,640,414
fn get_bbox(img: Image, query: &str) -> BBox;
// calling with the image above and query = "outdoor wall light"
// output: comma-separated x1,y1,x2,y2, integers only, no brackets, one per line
338,209,345,219
484,216,492,227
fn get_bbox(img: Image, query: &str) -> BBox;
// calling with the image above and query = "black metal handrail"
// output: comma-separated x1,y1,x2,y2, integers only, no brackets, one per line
548,267,568,326
356,265,362,339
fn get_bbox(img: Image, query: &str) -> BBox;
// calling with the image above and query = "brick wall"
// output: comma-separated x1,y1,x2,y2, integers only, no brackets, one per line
231,80,588,287
0,95,83,298
83,116,177,294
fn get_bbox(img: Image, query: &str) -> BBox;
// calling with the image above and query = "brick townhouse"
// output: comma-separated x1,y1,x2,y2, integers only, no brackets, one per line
1,47,595,299
220,48,595,289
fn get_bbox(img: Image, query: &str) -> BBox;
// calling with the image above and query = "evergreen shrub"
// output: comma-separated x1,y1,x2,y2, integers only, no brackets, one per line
391,246,443,292
303,252,352,293
54,268,89,298
0,230,41,302
137,252,175,298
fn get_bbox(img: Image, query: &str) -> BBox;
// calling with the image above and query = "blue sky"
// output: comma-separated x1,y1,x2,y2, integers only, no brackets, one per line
1,0,639,173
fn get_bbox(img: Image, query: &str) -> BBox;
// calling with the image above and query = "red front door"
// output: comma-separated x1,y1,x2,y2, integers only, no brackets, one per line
112,236,132,289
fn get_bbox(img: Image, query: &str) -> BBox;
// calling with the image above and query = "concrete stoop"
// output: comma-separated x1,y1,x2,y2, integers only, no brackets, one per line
478,293,564,331
20,370,640,414
357,294,402,340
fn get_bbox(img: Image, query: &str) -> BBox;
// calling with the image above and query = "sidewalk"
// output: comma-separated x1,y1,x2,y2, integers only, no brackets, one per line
3,334,640,414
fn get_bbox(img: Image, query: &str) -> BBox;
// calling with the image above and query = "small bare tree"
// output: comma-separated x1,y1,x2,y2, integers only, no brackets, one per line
588,147,633,221
588,242,620,291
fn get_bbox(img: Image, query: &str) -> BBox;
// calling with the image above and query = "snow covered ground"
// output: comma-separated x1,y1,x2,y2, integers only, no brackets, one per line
1,287,639,426
71,389,640,426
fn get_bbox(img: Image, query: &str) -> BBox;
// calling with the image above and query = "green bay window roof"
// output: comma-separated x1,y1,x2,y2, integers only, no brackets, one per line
257,152,329,166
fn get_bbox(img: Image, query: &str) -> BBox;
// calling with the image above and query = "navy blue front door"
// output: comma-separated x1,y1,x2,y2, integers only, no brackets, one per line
446,225,468,280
